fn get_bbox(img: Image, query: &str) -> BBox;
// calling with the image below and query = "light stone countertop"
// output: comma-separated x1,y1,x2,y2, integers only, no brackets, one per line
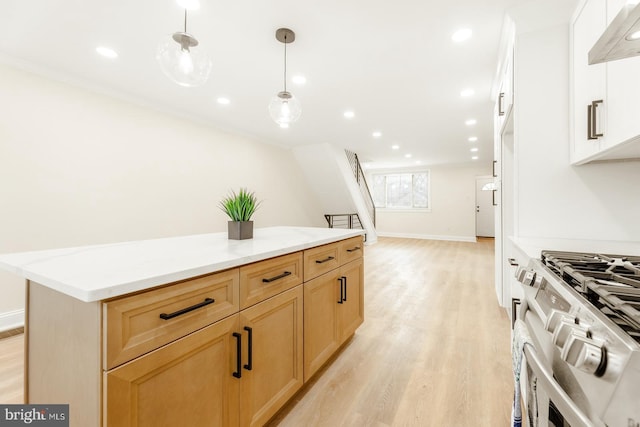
0,226,364,302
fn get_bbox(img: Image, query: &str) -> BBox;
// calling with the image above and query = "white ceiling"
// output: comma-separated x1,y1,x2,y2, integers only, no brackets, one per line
0,0,576,169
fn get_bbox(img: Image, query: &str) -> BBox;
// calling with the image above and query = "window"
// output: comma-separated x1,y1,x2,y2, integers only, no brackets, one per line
372,171,430,209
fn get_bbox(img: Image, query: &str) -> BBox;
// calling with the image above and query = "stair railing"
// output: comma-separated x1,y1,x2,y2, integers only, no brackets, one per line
345,150,376,227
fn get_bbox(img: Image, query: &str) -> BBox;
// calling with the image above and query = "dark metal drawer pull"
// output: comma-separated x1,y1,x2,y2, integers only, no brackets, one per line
498,92,505,116
346,247,361,253
244,326,253,371
315,256,335,264
232,332,242,378
342,276,348,302
262,271,292,283
508,258,519,267
159,298,215,320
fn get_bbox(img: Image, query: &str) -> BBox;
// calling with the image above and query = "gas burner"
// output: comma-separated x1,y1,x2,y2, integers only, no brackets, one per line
541,250,640,343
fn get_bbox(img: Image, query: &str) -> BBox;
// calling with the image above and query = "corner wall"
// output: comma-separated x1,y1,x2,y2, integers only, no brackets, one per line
0,64,324,329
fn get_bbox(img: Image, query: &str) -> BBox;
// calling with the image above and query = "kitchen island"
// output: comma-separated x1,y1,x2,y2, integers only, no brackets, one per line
0,226,366,427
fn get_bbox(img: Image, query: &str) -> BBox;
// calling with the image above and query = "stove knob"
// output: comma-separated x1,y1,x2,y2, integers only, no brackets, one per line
552,319,587,347
515,266,536,286
561,333,605,376
545,310,576,333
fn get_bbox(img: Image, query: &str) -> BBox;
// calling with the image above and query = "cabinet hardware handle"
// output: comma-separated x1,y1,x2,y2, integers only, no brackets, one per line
587,100,604,140
592,100,603,138
498,92,505,116
342,276,348,302
315,256,335,264
262,271,292,283
159,297,215,320
338,277,344,304
508,258,519,266
492,190,497,206
232,332,242,378
346,247,361,253
244,326,253,371
493,160,497,178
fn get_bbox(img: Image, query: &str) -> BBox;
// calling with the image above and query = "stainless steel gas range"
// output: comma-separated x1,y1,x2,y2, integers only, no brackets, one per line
516,250,640,427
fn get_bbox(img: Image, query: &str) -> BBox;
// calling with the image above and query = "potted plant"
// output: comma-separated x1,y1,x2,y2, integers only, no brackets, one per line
219,188,261,240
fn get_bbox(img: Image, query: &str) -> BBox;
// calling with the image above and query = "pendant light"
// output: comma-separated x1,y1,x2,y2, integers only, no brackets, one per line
268,28,301,128
156,9,212,87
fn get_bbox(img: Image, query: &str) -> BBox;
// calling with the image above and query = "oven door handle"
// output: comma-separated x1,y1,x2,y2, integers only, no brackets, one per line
523,344,597,427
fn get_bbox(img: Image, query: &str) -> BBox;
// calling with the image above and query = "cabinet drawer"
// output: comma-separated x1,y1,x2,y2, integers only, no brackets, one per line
304,242,340,281
104,268,239,370
339,236,364,265
239,252,303,309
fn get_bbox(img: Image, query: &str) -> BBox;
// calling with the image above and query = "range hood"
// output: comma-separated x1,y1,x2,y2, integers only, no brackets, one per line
589,1,640,64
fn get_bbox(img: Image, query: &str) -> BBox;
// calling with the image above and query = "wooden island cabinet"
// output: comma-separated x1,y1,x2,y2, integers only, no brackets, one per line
0,227,364,427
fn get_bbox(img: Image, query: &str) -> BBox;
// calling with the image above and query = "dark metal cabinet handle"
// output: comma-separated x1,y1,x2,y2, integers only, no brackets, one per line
338,277,344,304
492,190,497,206
243,326,253,371
262,271,292,283
315,256,335,264
341,276,348,302
159,298,215,320
346,247,361,253
232,332,242,378
498,92,505,116
493,160,497,178
508,258,519,267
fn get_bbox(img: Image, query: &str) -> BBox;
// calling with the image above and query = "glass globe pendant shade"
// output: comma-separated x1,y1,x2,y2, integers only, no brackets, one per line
156,32,212,87
268,91,301,128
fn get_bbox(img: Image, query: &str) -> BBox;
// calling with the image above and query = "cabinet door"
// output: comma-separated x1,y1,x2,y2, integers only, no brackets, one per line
572,0,607,162
338,258,364,343
239,286,303,427
303,269,341,381
105,315,240,427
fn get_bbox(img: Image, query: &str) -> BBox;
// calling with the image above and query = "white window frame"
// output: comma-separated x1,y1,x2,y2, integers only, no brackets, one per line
371,170,431,212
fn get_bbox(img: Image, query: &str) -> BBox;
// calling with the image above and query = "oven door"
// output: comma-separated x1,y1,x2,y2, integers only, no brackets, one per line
521,309,598,427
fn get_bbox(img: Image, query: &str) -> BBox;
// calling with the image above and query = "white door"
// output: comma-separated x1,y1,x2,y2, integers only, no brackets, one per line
476,177,495,238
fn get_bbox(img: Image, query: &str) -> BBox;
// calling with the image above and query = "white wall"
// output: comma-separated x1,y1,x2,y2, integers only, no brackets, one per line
367,163,491,242
515,25,640,241
0,64,324,328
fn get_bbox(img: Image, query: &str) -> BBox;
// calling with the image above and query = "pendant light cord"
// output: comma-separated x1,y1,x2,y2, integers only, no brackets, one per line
184,9,188,33
283,34,288,93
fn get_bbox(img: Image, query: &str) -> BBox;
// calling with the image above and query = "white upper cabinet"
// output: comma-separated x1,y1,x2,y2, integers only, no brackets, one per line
571,0,640,164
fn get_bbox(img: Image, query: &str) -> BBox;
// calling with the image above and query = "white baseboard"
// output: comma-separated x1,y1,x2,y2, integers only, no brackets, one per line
0,309,25,332
376,232,478,243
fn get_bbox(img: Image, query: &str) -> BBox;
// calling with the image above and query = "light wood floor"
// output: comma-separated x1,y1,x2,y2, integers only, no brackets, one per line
0,237,513,426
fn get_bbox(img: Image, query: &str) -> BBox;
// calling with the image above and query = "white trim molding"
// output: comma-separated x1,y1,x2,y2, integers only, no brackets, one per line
0,309,25,332
376,232,477,243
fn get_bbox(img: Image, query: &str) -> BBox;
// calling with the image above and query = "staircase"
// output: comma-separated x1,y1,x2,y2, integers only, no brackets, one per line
292,144,377,244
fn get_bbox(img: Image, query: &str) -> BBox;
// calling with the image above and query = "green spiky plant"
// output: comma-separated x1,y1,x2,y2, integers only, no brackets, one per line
219,188,261,222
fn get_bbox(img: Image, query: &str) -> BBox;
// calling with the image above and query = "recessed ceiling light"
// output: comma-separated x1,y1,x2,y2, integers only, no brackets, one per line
96,46,118,59
405,154,412,158
280,123,289,129
626,30,640,41
176,0,200,10
470,147,479,152
471,156,479,160
468,136,478,142
452,28,472,43
217,97,230,105
292,75,307,85
460,88,475,97
391,145,400,150
465,119,477,126
344,111,355,119
372,131,382,138
415,160,422,165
